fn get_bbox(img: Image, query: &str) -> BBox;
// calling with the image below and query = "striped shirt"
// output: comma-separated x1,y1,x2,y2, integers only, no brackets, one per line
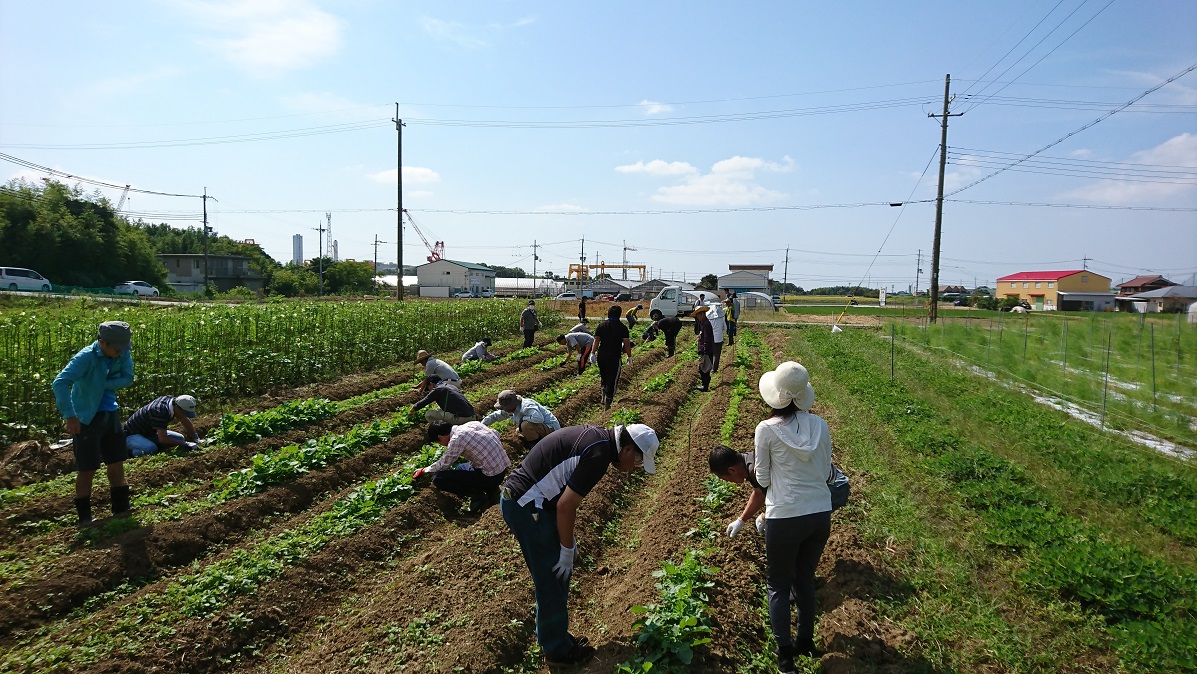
123,396,175,437
504,425,616,508
426,421,511,477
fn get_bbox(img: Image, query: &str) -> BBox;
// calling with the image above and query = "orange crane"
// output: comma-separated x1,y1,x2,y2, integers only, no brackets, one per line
403,209,444,262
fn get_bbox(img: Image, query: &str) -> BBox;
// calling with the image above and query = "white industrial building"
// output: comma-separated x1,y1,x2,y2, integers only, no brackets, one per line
415,259,497,297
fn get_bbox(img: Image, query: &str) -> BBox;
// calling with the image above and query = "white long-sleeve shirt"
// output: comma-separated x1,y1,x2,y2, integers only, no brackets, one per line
754,412,832,519
706,302,725,343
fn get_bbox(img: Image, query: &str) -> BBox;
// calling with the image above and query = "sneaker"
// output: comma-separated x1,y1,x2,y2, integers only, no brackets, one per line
545,642,596,666
467,492,493,514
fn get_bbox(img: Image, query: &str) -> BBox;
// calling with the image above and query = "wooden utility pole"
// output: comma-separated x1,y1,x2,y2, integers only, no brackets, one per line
393,104,405,300
373,235,387,293
202,188,210,295
928,74,961,323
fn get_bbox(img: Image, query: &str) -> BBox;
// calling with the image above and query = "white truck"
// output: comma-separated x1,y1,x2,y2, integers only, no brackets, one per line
648,285,716,320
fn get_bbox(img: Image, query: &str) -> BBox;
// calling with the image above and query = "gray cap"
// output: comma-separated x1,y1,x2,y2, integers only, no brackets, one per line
494,390,520,411
98,321,132,353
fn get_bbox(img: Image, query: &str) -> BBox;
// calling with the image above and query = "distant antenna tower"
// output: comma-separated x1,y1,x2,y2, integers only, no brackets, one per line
326,212,337,261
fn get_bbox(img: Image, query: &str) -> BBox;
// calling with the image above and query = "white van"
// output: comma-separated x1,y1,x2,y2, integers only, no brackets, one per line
648,286,716,320
0,267,52,292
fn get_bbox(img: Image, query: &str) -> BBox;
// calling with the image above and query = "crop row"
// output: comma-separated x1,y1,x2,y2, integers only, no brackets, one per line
0,298,560,442
801,326,1197,671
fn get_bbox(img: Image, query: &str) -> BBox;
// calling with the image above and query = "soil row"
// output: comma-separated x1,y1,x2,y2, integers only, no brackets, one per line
0,342,601,640
0,341,559,538
86,340,696,672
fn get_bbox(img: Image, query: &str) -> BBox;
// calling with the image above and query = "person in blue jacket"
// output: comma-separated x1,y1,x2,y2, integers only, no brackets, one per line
52,321,135,525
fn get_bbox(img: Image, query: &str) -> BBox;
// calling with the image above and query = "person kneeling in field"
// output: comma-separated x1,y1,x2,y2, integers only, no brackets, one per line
709,444,766,538
415,349,461,393
52,321,135,525
124,394,202,458
415,421,511,513
409,376,476,425
481,389,561,448
462,337,499,362
499,422,659,667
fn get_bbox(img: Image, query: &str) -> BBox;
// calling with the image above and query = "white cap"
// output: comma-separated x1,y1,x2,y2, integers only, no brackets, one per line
174,395,198,418
618,423,659,473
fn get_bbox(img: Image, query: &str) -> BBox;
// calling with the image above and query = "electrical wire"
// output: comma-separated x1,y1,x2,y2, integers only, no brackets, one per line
958,0,1070,100
0,152,204,198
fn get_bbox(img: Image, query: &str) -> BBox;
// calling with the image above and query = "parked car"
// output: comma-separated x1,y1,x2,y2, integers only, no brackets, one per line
1,267,52,292
555,292,579,300
114,281,160,297
452,290,474,298
480,289,495,298
611,292,632,302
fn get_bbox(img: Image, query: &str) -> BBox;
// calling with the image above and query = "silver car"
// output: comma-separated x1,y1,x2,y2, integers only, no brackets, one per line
114,280,160,297
0,267,52,292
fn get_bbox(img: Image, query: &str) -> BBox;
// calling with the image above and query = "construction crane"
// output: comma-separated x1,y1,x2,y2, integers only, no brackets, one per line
403,209,444,262
115,185,130,213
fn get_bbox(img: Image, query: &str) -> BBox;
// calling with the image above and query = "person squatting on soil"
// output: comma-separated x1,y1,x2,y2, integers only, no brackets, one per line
123,394,201,458
499,423,660,667
520,300,540,348
593,305,633,409
52,320,135,525
709,444,766,538
755,361,834,671
410,376,477,425
693,305,715,392
625,304,641,329
644,315,683,357
461,337,498,362
415,421,511,513
482,389,561,447
415,350,461,393
556,331,595,376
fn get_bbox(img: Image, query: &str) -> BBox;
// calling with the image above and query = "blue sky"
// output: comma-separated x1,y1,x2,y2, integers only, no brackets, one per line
2,0,1195,290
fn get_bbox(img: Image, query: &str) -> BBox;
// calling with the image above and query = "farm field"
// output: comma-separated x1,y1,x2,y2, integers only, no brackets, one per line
1,311,1194,673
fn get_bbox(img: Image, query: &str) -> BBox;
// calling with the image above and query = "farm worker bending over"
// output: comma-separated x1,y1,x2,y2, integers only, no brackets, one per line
51,321,135,525
593,305,632,410
520,300,540,348
708,444,766,538
567,319,591,334
624,304,642,329
462,337,499,362
693,305,715,392
755,361,834,670
123,394,201,458
415,421,511,513
499,423,659,667
643,315,683,357
482,389,561,447
410,376,477,425
415,350,460,393
556,331,594,376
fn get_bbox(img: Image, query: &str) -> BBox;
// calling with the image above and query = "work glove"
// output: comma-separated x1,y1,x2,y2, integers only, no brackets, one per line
182,442,200,452
726,518,745,539
625,356,633,366
553,544,577,580
413,467,428,479
588,352,597,364
756,513,766,534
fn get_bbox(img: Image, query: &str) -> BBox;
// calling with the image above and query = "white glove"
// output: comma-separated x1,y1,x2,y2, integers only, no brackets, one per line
756,513,766,534
588,352,597,364
553,544,577,580
726,518,745,538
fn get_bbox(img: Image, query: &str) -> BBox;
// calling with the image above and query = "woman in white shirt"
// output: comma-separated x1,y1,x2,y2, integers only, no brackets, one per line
753,361,833,672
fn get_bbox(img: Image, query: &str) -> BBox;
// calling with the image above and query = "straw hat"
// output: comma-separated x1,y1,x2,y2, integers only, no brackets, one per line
691,305,710,318
758,361,815,411
415,349,430,363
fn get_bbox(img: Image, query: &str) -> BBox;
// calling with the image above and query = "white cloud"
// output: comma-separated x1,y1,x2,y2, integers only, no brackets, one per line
618,155,793,206
171,0,343,76
367,167,442,184
614,160,697,176
1060,133,1197,204
639,100,673,116
421,15,535,49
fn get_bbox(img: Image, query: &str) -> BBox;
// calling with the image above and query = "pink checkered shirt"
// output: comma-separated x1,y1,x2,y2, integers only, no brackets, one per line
427,421,511,477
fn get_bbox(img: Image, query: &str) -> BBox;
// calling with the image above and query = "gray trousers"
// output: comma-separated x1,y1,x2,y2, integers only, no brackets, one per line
764,511,831,650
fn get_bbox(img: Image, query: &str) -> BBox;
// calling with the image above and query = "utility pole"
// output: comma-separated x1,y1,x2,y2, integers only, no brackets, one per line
914,249,922,298
783,246,790,297
314,219,326,296
531,240,540,281
579,236,586,290
928,74,961,323
621,240,637,280
202,187,210,295
1082,255,1090,270
373,235,388,293
393,104,405,300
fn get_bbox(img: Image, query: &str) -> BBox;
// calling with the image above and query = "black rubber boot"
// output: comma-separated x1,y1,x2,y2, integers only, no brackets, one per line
111,484,132,516
776,644,797,674
74,496,92,525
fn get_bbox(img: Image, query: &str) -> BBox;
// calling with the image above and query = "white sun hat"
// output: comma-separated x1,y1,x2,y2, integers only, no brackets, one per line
758,361,815,411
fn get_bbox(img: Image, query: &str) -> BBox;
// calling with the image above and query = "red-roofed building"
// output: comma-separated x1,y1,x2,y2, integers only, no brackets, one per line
1115,275,1177,296
995,270,1112,311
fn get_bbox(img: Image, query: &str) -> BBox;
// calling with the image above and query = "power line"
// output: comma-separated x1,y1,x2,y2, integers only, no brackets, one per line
0,152,203,198
946,199,1197,212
